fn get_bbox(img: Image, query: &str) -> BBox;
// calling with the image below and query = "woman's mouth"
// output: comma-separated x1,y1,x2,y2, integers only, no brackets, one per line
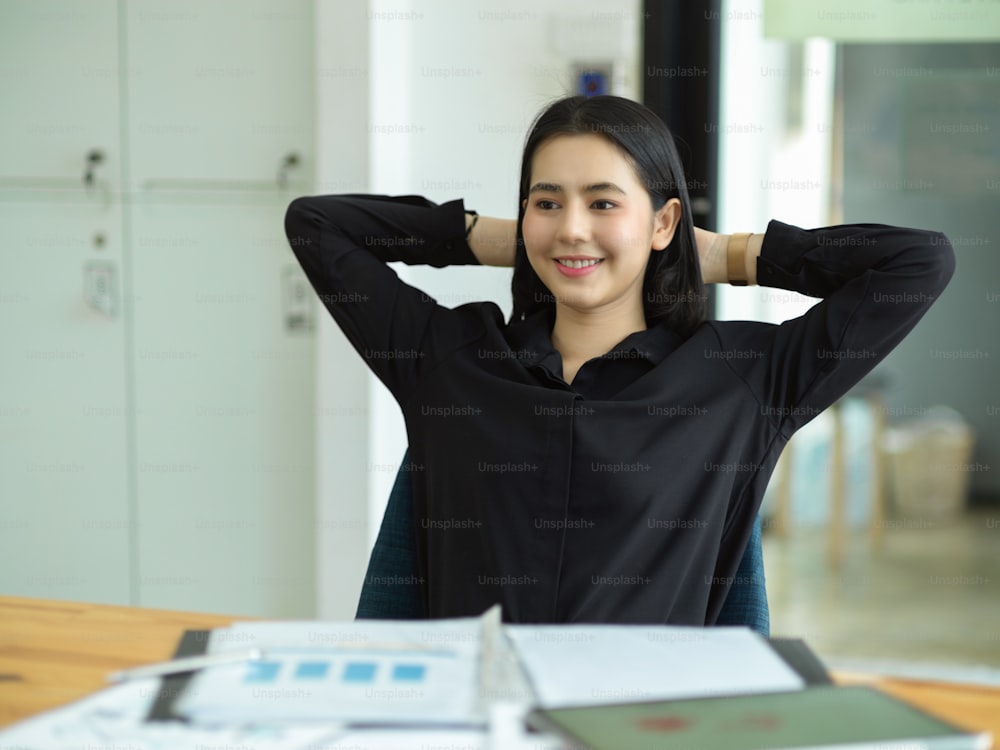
555,258,603,276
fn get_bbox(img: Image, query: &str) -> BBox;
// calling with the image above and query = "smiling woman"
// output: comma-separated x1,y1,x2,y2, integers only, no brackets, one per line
284,94,954,626
521,134,681,383
513,96,705,340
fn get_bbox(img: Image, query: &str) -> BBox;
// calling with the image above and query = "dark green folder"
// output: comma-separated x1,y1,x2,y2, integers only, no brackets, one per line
527,684,991,750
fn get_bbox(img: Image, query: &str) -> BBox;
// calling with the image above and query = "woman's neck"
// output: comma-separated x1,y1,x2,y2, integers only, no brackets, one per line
550,302,647,382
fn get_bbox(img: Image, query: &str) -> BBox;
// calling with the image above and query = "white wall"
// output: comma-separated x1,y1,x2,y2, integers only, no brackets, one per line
313,0,641,618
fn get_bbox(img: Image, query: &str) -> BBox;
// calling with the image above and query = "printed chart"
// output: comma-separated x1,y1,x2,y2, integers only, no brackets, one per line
175,619,484,726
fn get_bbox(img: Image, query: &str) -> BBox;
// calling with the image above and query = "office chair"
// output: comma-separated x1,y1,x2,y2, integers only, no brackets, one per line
357,449,770,636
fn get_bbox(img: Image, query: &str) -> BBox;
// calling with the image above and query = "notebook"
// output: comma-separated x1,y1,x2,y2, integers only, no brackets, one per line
526,684,993,750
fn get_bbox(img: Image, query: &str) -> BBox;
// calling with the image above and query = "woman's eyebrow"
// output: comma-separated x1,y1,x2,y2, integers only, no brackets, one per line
528,181,627,194
528,182,561,194
586,182,626,195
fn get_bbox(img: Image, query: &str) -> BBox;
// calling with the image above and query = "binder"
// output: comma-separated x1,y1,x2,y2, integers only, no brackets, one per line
147,629,833,722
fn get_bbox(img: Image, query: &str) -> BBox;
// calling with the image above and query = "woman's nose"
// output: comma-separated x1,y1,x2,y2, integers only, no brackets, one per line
555,201,590,244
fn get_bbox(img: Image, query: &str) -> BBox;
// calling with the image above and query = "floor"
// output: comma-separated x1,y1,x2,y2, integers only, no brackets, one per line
761,508,1000,679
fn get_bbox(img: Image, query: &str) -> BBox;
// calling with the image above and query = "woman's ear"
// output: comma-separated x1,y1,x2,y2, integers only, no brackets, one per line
651,198,682,251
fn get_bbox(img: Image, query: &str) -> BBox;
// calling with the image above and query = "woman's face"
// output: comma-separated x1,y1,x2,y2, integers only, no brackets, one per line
521,134,680,320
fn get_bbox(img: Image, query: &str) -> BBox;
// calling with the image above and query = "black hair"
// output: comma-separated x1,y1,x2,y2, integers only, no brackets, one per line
510,95,707,337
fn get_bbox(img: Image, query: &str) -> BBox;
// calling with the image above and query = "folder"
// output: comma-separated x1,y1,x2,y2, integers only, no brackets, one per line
527,684,993,750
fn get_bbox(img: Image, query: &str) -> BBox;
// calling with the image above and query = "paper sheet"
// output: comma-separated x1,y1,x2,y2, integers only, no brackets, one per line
0,679,341,750
176,615,487,725
0,680,496,750
506,624,805,707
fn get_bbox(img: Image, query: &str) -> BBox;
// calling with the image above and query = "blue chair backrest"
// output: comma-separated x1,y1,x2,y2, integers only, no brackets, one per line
357,450,769,635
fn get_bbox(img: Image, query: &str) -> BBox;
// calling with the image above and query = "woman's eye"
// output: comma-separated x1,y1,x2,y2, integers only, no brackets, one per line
535,199,559,210
592,200,617,210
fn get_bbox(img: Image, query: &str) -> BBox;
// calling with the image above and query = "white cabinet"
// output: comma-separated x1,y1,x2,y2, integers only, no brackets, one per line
0,0,121,186
124,0,315,191
0,0,131,603
0,0,316,616
0,199,132,604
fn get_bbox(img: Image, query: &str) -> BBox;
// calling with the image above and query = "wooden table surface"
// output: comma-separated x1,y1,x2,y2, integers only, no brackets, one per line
1,595,997,745
0,595,241,728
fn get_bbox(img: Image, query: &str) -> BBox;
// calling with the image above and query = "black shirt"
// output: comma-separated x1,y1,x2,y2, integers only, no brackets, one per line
285,194,954,625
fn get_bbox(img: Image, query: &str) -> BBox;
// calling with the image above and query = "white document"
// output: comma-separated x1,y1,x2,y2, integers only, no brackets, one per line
0,679,342,750
506,625,806,707
317,729,487,749
176,615,487,726
0,678,493,750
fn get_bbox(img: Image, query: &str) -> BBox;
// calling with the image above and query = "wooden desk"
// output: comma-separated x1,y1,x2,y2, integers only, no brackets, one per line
0,596,243,728
1,596,997,746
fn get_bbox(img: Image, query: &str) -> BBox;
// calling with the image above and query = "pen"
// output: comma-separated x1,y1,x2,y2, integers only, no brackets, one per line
107,648,264,683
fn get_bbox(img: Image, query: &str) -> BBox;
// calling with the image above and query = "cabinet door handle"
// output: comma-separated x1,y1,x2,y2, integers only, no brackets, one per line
142,152,305,191
84,149,105,187
0,148,108,192
277,151,300,188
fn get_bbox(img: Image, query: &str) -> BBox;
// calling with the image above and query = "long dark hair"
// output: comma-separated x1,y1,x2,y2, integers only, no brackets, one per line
511,95,707,337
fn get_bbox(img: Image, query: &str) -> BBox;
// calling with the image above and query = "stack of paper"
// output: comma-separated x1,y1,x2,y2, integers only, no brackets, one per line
176,614,487,725
0,679,345,750
173,609,807,728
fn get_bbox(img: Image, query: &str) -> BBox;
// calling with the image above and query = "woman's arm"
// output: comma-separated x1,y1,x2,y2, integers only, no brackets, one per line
285,193,484,401
465,214,518,267
694,227,764,286
716,220,956,433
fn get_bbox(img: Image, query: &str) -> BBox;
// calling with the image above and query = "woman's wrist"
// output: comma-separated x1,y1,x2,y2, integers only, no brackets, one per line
696,228,763,286
694,227,728,285
465,215,517,267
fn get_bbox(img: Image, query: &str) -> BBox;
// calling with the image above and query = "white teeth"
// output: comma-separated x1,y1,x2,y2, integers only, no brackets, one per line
557,259,601,269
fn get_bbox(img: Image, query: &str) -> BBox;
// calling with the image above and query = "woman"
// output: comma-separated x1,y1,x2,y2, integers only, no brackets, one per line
285,95,954,625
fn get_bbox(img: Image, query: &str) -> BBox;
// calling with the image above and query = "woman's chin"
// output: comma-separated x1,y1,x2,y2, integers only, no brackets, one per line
552,293,607,315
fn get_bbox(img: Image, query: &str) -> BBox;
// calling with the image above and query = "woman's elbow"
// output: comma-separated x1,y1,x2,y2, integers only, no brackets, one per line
926,231,957,293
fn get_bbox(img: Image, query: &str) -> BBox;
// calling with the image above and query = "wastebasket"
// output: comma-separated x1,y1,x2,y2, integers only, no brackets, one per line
882,406,975,519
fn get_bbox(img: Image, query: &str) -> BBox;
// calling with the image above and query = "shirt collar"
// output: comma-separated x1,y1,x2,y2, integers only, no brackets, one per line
502,307,684,371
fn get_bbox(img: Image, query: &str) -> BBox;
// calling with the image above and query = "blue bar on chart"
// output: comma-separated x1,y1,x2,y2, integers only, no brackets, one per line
244,661,281,683
242,656,432,686
294,661,331,680
342,662,377,683
392,664,426,683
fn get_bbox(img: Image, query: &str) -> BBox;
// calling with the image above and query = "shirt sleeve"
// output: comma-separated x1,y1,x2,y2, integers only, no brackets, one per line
717,220,956,435
284,193,483,401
